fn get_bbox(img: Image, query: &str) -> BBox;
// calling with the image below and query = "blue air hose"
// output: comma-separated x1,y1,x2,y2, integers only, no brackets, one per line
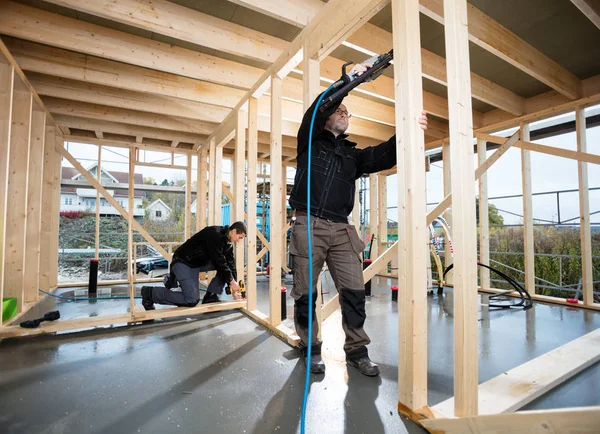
301,85,334,434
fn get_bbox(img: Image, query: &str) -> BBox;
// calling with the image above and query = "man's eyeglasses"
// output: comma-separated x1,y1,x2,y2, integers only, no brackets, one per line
335,108,352,118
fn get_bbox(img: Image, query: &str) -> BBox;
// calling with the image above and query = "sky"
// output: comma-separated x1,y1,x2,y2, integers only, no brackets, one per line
64,106,599,226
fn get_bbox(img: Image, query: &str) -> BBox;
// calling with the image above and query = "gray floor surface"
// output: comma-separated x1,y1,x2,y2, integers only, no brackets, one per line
1,274,599,433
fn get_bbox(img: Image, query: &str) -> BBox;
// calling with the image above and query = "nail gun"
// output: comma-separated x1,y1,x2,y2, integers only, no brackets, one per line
318,49,394,113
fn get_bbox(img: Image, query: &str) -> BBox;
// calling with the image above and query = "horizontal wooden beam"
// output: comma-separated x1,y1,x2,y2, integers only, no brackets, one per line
514,139,600,165
422,406,600,434
43,0,288,63
231,0,524,115
55,115,204,145
0,301,246,339
432,328,600,417
43,97,216,135
7,38,245,108
346,24,525,116
29,73,230,123
419,0,582,99
241,308,300,346
571,0,600,29
0,2,263,89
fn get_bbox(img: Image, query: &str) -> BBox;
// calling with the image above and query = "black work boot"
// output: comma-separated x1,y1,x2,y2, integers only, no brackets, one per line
202,291,221,304
141,286,155,311
307,354,326,374
347,356,380,377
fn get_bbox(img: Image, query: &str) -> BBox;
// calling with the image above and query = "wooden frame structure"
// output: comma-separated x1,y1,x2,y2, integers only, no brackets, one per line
1,0,600,431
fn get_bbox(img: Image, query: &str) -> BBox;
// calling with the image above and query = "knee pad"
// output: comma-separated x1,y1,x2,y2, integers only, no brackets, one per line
294,294,317,327
340,290,366,328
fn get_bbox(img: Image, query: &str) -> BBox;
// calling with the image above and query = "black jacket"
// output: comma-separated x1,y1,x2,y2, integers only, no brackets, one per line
173,225,236,283
288,90,397,222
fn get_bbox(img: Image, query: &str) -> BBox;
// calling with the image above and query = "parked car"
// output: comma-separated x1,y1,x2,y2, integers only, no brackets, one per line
135,246,169,278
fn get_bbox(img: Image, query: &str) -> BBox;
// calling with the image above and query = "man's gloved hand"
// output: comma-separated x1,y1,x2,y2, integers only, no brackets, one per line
228,280,243,300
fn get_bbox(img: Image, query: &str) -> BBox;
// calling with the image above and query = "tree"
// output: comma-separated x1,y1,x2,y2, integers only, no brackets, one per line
476,197,504,226
160,179,169,186
143,176,156,185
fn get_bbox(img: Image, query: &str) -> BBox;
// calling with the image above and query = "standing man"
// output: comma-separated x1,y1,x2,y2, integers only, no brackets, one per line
141,221,246,309
288,62,428,376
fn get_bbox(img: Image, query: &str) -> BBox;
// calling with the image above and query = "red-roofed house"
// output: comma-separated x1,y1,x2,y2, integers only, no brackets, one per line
60,164,145,218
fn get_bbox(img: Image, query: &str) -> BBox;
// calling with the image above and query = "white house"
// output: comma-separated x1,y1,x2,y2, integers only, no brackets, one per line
146,199,172,221
60,164,145,218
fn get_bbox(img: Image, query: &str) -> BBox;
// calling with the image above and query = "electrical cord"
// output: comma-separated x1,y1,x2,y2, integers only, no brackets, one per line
441,263,533,310
301,85,335,434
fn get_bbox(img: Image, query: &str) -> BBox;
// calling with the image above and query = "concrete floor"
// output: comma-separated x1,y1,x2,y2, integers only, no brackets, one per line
1,275,599,433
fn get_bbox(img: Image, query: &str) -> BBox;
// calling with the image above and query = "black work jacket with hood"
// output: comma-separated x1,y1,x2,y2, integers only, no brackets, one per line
172,225,236,283
288,90,397,222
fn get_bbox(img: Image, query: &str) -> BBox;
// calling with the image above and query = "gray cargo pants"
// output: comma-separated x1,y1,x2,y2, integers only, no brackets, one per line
151,261,227,307
290,215,371,360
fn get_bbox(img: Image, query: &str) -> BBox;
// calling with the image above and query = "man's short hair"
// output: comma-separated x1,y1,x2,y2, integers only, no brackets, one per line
230,221,247,235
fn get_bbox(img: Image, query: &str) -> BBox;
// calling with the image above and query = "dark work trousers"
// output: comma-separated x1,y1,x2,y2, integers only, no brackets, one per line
290,215,370,360
151,261,228,307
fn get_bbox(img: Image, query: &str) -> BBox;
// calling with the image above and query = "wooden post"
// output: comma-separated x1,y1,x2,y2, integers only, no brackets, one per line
197,148,208,232
270,74,283,326
246,97,259,311
49,131,62,289
477,139,490,290
234,109,246,281
303,45,320,112
24,108,46,303
185,154,192,239
378,173,388,263
0,63,13,324
282,163,288,271
521,123,535,295
443,141,453,284
444,0,479,417
4,87,32,312
208,137,216,226
214,146,223,226
576,108,593,305
39,125,55,293
391,0,428,411
128,146,135,314
95,145,101,258
369,173,378,259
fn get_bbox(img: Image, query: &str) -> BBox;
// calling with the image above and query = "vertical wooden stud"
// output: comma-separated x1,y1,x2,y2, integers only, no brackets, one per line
391,0,428,411
185,154,192,240
128,147,135,314
477,139,490,289
24,108,45,302
303,46,320,112
369,173,378,259
214,146,223,226
378,173,388,260
208,138,216,226
576,108,593,305
0,63,13,324
270,75,283,326
521,123,535,295
39,125,55,293
197,148,208,232
234,110,246,281
4,87,32,312
49,131,62,289
95,145,101,259
246,97,259,311
444,0,478,417
443,141,453,284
